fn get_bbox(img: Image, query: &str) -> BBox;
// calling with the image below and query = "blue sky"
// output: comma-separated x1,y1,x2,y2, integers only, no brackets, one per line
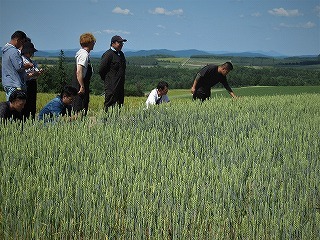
1,0,319,56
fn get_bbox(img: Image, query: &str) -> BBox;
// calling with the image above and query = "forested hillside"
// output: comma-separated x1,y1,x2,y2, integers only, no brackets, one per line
1,52,319,96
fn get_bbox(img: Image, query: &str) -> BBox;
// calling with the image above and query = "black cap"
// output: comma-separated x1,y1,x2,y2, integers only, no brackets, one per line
21,42,37,54
111,35,127,43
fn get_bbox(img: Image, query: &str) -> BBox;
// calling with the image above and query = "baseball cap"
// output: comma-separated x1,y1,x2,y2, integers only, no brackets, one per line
111,35,127,43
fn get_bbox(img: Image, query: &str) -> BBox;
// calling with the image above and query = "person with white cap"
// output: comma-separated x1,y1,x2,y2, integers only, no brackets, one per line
99,35,127,112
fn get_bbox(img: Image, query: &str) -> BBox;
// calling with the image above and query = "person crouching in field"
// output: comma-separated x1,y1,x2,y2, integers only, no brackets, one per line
145,81,170,108
0,90,27,122
191,61,237,101
38,86,78,122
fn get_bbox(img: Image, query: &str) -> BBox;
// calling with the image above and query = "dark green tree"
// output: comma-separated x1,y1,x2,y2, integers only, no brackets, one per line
57,50,67,90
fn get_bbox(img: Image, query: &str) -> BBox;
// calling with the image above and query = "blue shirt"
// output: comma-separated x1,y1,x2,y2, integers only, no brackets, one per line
38,96,71,121
1,43,26,89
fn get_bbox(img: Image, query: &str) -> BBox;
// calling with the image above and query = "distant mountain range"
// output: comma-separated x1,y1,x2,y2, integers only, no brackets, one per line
35,48,287,58
0,47,318,58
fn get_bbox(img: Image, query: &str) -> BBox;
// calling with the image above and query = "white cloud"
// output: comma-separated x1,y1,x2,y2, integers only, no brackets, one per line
268,8,302,17
175,32,181,35
157,25,166,29
149,7,183,16
251,12,261,17
102,29,130,35
279,21,316,28
315,5,320,17
112,7,133,15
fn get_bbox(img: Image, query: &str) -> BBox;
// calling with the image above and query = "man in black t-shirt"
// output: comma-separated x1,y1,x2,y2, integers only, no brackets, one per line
191,62,237,101
0,90,26,121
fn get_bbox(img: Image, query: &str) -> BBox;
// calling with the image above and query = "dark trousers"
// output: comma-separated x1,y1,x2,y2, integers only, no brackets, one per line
23,80,37,119
104,88,124,112
193,90,210,102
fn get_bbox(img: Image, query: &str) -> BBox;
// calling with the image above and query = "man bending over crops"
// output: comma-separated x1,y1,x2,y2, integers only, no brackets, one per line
191,62,237,101
145,81,170,108
38,86,78,121
0,89,27,122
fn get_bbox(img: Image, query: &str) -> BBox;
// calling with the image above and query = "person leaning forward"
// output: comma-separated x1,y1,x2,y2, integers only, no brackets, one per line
191,62,237,101
98,35,127,112
0,90,27,122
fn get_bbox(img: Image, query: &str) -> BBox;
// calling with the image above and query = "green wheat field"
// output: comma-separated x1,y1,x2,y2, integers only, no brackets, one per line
1,86,320,239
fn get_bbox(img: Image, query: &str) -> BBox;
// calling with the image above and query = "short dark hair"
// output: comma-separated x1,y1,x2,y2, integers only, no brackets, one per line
9,90,27,103
157,81,169,90
221,61,233,71
60,86,78,98
11,30,27,40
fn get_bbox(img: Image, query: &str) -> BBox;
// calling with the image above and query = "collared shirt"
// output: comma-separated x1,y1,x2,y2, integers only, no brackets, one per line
38,96,71,121
145,88,170,108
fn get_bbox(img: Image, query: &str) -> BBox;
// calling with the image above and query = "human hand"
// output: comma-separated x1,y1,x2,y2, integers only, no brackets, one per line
191,87,196,94
78,86,85,94
24,62,34,69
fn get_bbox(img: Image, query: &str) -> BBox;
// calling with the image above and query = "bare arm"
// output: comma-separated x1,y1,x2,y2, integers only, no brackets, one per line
191,73,201,94
76,64,85,94
229,91,237,98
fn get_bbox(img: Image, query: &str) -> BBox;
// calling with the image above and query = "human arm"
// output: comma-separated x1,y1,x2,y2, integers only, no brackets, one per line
99,51,112,80
76,64,85,94
221,79,237,98
229,91,237,98
191,73,201,94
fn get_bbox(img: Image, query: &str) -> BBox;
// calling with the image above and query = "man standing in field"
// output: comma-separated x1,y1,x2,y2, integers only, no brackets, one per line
191,62,237,101
1,30,33,101
99,35,127,112
71,33,96,116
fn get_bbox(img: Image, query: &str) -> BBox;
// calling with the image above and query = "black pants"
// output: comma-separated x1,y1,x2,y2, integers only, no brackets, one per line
22,80,37,119
193,90,210,102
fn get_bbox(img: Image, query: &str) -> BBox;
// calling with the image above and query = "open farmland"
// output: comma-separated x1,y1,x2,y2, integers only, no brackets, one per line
1,89,319,239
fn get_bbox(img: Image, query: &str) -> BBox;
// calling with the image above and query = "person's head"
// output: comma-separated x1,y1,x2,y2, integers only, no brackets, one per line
21,42,37,57
219,61,233,76
157,81,169,96
10,30,28,49
80,33,96,51
9,90,27,112
110,35,127,52
60,86,78,105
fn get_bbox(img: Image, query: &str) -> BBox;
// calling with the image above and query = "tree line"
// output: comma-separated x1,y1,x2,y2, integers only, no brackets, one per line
1,51,319,96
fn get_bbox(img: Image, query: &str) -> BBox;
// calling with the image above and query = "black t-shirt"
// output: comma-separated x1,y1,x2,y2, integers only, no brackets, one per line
0,102,23,121
195,64,233,97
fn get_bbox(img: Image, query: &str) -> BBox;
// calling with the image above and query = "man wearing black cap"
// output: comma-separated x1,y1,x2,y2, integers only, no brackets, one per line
99,35,127,112
21,42,43,119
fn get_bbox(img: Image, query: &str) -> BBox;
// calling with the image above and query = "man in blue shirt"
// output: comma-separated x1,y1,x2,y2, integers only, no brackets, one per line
39,86,78,121
1,30,33,100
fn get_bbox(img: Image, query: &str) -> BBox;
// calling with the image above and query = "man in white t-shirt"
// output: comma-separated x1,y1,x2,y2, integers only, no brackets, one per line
71,33,96,116
146,81,170,108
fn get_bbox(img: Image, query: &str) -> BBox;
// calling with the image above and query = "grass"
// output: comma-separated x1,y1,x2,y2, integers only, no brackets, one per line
1,86,320,114
1,92,319,238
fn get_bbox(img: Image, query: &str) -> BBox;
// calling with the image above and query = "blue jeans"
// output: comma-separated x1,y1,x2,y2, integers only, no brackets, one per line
3,86,22,101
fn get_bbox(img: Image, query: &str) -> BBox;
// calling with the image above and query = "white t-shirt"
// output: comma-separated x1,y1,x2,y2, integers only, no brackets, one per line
75,48,89,77
145,88,170,108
